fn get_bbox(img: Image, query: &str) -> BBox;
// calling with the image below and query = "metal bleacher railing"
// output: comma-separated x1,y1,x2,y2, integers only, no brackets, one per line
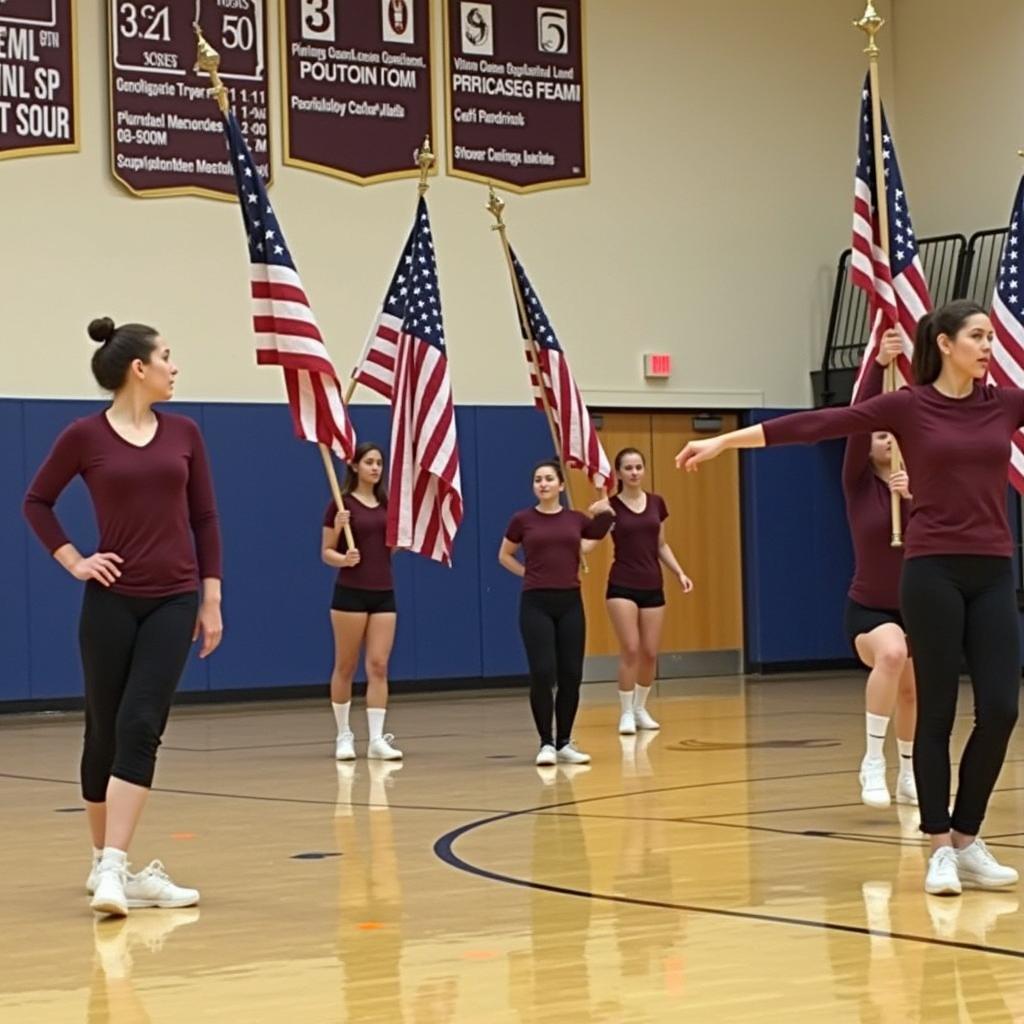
817,227,1008,406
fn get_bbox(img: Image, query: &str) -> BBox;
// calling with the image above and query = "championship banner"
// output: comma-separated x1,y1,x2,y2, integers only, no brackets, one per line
443,0,587,193
108,0,271,199
0,1,78,161
281,0,434,184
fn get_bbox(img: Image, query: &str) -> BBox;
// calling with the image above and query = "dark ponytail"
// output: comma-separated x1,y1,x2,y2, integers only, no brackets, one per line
88,318,159,392
911,300,987,385
613,447,645,494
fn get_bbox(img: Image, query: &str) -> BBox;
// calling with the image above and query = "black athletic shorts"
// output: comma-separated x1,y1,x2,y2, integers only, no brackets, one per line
844,597,904,658
606,584,666,609
331,585,397,614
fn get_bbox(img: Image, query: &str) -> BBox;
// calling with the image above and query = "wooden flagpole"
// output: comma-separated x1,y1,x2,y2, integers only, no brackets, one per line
194,23,354,548
854,1,904,547
485,186,590,571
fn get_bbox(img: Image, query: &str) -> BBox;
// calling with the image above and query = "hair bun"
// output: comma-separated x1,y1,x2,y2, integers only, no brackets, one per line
87,317,116,345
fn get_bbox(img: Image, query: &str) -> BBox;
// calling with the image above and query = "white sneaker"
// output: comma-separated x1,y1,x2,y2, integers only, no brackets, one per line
367,734,403,760
86,858,101,895
618,711,636,735
925,847,962,896
556,742,591,765
91,865,129,917
955,839,1019,890
122,860,199,909
335,731,356,761
535,744,557,766
896,770,918,806
633,707,660,731
859,757,890,809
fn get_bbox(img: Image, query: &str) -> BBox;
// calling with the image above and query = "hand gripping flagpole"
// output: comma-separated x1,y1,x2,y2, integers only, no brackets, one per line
854,1,904,547
486,186,590,571
194,22,355,549
344,136,435,407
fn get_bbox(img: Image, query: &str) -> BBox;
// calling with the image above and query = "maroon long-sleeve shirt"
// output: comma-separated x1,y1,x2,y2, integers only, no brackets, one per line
842,360,908,608
763,382,1024,560
23,411,222,597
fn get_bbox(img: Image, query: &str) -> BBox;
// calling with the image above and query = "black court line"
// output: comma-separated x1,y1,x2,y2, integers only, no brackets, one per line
433,812,1024,960
162,732,460,753
0,771,513,816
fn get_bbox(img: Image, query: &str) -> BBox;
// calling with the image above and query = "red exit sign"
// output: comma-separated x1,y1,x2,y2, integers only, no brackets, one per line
644,353,672,379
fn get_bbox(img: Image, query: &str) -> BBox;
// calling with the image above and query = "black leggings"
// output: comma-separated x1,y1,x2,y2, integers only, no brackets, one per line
519,589,586,748
900,556,1020,835
79,583,199,802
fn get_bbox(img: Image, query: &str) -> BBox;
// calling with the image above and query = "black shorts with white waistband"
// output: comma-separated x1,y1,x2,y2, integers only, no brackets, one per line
606,584,666,609
331,585,397,615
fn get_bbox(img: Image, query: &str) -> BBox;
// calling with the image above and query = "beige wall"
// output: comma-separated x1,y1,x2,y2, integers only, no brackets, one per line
891,0,1022,237
0,1,890,407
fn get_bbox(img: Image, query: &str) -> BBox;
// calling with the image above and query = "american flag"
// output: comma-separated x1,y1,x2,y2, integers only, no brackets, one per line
849,74,931,400
379,197,462,564
989,176,1024,493
510,248,611,488
222,113,355,460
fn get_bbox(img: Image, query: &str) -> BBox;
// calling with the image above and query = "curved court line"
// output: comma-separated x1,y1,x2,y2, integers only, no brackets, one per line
432,807,1024,961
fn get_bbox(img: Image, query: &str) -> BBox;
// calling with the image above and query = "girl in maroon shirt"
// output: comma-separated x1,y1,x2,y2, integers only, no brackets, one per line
607,448,692,737
23,318,223,918
843,331,918,813
499,459,614,766
322,443,402,763
676,301,1021,896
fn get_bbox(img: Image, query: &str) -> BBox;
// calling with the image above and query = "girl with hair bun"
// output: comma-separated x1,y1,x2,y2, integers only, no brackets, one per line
499,459,615,766
23,318,223,917
676,300,1023,896
607,447,692,736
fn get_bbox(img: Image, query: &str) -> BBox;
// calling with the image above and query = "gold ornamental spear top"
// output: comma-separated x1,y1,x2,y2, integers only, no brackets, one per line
486,185,506,231
416,135,434,196
193,23,230,114
853,1,885,56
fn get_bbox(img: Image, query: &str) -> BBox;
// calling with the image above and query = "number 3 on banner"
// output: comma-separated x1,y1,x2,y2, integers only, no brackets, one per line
301,0,336,42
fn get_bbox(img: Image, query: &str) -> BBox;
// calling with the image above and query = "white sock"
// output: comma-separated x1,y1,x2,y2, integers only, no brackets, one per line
897,739,914,772
619,690,634,714
633,685,652,710
367,708,386,742
99,846,127,871
332,701,351,737
865,713,889,761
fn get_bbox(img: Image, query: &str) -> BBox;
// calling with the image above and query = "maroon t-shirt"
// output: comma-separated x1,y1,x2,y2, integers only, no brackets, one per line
505,507,614,590
763,382,1024,560
23,411,222,598
842,360,908,609
608,492,668,590
324,496,393,590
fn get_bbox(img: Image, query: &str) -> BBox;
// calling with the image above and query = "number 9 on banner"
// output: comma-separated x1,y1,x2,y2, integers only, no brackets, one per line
301,0,336,41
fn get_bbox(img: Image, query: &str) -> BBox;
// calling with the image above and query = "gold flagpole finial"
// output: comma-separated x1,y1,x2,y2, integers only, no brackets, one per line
194,23,230,113
416,135,434,196
853,1,885,57
486,185,506,231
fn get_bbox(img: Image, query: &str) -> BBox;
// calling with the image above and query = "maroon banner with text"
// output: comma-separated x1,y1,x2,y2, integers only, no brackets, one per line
281,0,434,184
444,0,587,192
108,0,271,199
0,1,78,161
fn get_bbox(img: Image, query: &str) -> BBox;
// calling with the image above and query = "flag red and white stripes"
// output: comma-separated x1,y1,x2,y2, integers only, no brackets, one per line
223,113,355,460
849,76,931,401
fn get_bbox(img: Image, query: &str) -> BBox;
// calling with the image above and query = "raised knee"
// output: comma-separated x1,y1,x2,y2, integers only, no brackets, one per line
875,646,907,675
